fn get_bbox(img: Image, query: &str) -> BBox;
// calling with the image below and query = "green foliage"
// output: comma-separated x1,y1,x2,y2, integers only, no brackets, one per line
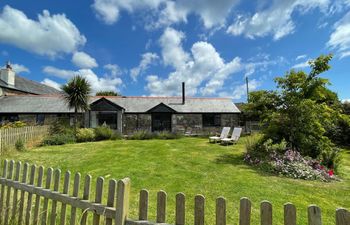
42,133,76,146
247,54,347,159
15,139,26,152
128,130,154,140
0,121,27,129
94,126,114,141
49,119,74,136
95,91,120,96
243,90,279,121
128,130,183,140
321,147,341,173
62,75,91,129
76,128,96,142
156,131,183,140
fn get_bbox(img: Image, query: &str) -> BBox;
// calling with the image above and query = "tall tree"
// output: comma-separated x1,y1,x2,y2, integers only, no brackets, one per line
95,91,119,96
62,76,91,130
247,54,350,157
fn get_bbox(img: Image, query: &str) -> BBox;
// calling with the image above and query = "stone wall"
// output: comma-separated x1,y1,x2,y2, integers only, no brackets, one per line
120,113,241,135
172,113,241,135
171,114,202,134
122,114,152,134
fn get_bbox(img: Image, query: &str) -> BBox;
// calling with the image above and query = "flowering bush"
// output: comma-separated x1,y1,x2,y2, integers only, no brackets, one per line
245,150,336,182
244,136,339,182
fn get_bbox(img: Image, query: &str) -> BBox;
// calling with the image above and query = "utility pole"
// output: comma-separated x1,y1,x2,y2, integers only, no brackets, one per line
246,76,249,103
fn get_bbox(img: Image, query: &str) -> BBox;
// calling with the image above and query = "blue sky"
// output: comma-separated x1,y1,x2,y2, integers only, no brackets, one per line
0,0,349,102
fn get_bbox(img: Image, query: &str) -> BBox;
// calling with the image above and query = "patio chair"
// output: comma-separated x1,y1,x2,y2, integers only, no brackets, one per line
221,127,242,145
209,127,230,143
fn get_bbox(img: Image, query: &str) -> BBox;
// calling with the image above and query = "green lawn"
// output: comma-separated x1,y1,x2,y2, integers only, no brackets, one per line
1,137,349,225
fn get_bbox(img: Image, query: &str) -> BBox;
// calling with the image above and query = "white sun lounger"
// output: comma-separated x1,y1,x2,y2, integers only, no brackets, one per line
209,127,230,143
221,127,242,145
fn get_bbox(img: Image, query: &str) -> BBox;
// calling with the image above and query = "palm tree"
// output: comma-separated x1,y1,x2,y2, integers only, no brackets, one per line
62,75,91,131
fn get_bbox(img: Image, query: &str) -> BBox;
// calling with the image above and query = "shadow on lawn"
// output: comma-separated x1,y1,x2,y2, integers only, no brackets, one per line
214,153,245,166
214,153,275,177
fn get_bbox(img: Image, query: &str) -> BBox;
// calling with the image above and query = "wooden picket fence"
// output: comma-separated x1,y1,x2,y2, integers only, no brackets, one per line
0,126,49,153
0,159,349,225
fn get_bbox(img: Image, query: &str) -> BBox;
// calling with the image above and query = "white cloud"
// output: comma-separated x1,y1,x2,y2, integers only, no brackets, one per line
0,5,86,57
92,0,239,29
292,59,310,69
72,52,98,69
43,66,75,79
146,28,244,96
92,0,165,24
41,78,61,90
104,64,122,76
159,27,190,69
42,66,122,93
296,54,307,60
11,63,29,73
130,52,159,81
342,99,350,103
227,0,330,40
232,79,261,100
327,12,350,59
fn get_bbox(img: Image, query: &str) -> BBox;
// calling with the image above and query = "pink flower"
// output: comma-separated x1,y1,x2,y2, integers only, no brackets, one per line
328,170,334,177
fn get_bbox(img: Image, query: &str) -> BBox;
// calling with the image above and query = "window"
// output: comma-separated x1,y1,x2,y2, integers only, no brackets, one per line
36,114,45,125
202,114,221,127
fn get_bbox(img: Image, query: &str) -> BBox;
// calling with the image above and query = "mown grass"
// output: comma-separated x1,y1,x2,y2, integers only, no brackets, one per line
1,137,349,225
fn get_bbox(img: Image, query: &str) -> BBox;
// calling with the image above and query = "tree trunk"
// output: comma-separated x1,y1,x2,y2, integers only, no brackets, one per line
74,107,78,133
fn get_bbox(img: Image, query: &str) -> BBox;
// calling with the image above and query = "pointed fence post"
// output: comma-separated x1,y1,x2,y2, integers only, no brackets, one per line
41,168,53,225
0,159,8,224
106,179,117,225
240,197,251,225
80,174,91,225
70,173,81,225
4,160,14,225
25,164,36,225
176,192,185,225
194,194,205,225
115,178,130,225
216,197,226,225
33,166,44,225
261,201,272,225
308,205,322,225
336,208,350,225
11,161,21,222
92,177,104,225
60,171,71,225
284,203,296,225
139,189,149,221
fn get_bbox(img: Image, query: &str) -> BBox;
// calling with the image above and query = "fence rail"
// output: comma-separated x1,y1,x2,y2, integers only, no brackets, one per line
0,159,349,225
0,126,49,153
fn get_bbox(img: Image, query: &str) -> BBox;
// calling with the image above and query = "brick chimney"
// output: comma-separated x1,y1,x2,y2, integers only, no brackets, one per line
0,62,15,86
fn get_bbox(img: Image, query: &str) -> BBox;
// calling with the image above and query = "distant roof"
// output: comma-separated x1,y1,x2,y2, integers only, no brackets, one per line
0,95,240,113
0,75,61,95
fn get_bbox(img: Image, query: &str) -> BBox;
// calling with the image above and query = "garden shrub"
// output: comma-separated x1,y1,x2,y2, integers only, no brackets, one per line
244,137,339,182
42,133,76,146
15,139,26,152
110,131,122,140
94,126,114,141
49,119,74,136
0,121,27,129
76,128,95,142
156,131,182,139
129,130,154,140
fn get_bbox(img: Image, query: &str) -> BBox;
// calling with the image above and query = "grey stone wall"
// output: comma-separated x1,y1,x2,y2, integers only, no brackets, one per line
122,113,241,135
122,114,152,134
172,114,202,134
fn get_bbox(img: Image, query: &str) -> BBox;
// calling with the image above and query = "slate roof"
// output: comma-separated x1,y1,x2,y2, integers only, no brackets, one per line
0,75,61,95
0,95,240,113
